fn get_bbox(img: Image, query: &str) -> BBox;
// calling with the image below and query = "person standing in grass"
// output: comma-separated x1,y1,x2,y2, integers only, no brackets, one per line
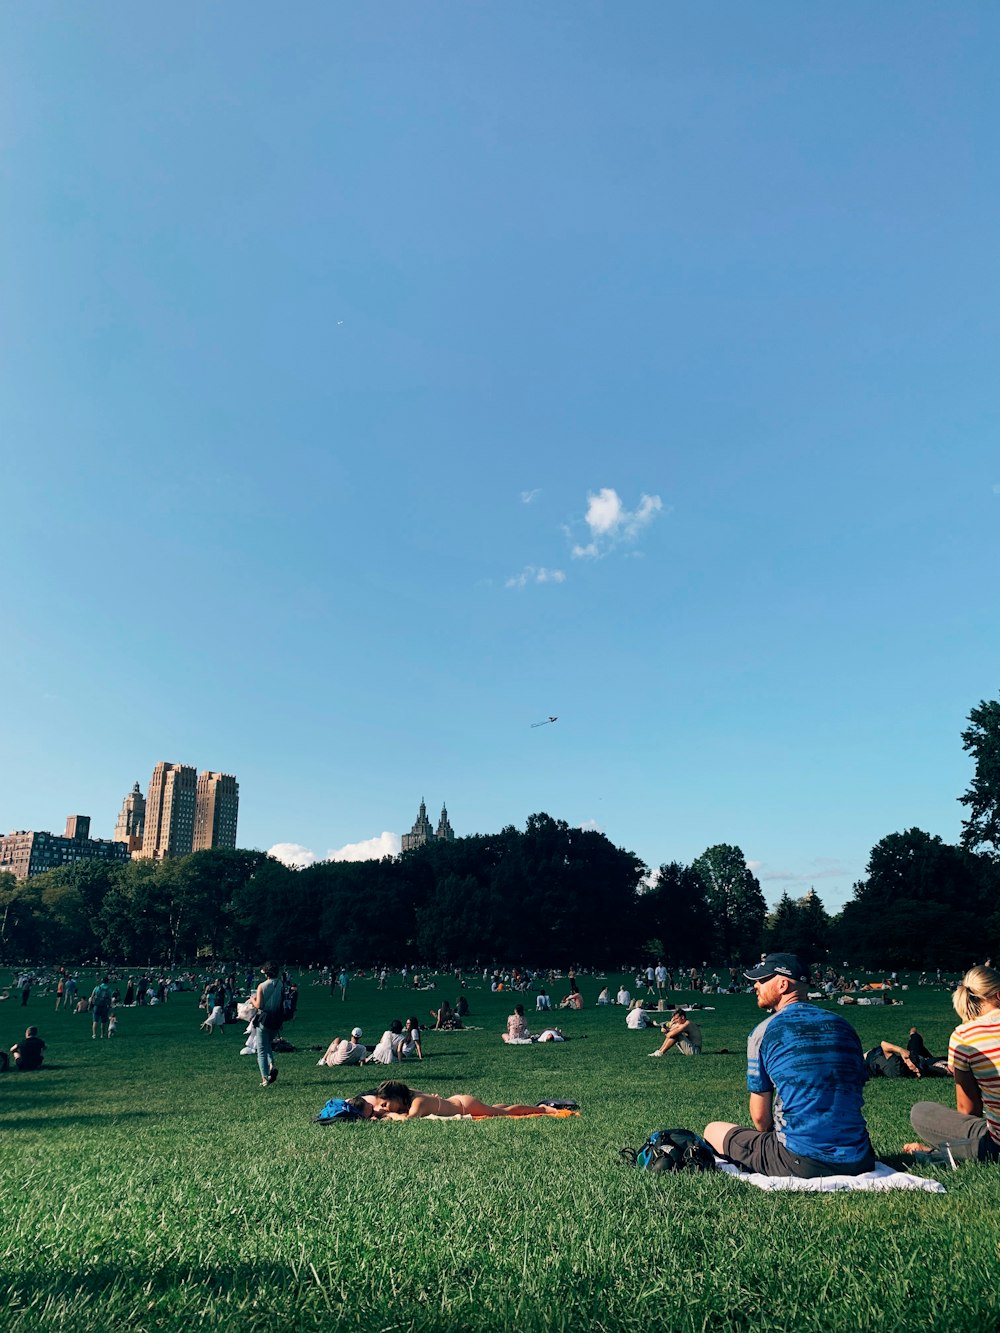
906,965,1000,1162
90,977,113,1039
252,962,283,1087
704,952,875,1178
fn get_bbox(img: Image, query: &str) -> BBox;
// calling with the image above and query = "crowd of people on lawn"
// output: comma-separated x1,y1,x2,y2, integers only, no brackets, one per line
5,952,999,1177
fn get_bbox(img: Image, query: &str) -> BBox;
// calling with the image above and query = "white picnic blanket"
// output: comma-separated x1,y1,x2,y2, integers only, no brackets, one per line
717,1160,945,1193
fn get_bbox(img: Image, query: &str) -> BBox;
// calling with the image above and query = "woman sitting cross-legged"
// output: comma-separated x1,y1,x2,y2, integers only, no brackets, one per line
502,1003,531,1043
371,1080,572,1119
906,965,1000,1162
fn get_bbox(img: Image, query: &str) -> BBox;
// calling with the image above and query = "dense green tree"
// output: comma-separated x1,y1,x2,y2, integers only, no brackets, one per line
640,863,714,966
764,892,799,953
834,828,990,969
0,873,44,960
960,694,1000,854
765,889,830,966
691,844,766,962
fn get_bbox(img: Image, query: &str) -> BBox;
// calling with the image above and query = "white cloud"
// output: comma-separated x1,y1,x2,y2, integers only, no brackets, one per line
521,488,542,504
578,818,603,833
570,487,663,559
268,842,318,869
328,832,402,862
268,831,402,869
505,565,567,589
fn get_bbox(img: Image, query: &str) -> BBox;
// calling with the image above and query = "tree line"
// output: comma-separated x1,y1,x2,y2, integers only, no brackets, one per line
3,693,999,970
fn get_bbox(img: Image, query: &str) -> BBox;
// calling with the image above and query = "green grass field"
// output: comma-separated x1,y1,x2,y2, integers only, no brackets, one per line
1,973,997,1333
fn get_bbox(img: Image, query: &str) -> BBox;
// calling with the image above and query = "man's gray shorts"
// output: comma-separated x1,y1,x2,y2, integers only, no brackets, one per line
723,1127,875,1178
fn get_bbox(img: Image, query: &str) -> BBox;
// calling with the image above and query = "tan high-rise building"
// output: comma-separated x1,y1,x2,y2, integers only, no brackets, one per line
141,763,197,860
113,782,146,854
193,771,240,851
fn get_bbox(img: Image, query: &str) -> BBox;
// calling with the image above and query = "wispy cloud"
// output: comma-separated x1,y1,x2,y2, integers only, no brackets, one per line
751,857,851,885
505,565,566,590
578,818,603,833
269,831,402,869
569,487,663,559
521,488,542,504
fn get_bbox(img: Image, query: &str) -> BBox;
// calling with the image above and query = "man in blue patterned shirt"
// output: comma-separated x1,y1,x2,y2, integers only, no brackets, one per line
704,953,875,1178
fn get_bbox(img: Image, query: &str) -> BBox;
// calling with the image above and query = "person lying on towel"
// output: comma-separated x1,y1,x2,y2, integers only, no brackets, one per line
370,1080,575,1119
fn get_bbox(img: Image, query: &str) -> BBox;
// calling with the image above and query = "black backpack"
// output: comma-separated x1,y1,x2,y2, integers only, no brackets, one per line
620,1128,717,1173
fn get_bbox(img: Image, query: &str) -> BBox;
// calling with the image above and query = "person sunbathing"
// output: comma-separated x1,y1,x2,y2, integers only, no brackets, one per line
371,1079,573,1119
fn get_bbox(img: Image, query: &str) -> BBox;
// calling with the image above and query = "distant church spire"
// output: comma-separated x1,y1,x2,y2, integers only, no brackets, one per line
436,803,454,842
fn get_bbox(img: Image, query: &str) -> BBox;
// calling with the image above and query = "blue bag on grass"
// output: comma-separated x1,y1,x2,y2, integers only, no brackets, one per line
314,1097,363,1123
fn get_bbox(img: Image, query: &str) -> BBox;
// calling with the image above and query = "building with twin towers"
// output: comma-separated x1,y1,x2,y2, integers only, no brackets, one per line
401,799,455,852
113,764,239,860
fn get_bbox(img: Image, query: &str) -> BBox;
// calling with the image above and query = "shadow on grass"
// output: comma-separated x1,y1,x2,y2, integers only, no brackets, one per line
2,1261,296,1302
0,1110,169,1129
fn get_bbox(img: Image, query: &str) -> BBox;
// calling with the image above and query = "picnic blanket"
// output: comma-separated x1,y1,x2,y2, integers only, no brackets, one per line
717,1160,945,1193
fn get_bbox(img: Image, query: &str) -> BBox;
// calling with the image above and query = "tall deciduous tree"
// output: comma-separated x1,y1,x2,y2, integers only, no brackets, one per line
960,695,1000,854
640,863,714,966
834,828,990,969
691,844,766,963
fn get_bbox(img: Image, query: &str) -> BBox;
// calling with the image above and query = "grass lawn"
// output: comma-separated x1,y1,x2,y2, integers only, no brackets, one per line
1,972,997,1333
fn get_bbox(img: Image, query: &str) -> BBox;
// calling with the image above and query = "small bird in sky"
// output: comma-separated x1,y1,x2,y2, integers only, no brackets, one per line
531,716,558,728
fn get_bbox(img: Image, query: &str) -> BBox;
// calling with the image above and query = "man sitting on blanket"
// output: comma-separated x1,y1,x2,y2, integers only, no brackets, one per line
704,952,876,1179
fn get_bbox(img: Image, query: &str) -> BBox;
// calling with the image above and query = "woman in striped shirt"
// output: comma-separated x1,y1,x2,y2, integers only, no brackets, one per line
907,965,1000,1161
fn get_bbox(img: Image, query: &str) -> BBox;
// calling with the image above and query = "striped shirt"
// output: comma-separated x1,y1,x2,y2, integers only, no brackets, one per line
949,1014,1000,1146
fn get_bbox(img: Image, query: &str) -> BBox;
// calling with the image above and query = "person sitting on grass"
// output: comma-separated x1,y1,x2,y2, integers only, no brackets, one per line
11,1026,46,1071
502,1003,531,1043
649,1007,703,1056
431,999,459,1030
366,1019,405,1064
625,999,656,1030
704,952,875,1179
370,1080,573,1119
318,1027,368,1067
399,1017,423,1059
905,964,1000,1162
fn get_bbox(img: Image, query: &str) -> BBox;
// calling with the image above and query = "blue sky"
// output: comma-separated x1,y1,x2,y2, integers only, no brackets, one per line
2,4,997,910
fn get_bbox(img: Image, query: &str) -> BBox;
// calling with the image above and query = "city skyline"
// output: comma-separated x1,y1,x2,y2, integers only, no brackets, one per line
3,7,998,910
